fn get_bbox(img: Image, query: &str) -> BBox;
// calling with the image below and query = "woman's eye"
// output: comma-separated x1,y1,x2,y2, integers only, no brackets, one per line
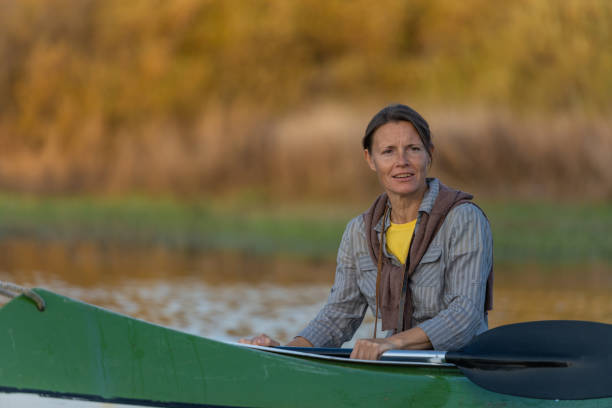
382,149,392,154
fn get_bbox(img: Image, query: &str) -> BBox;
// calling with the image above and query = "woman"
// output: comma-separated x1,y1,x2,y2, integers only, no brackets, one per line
240,104,493,360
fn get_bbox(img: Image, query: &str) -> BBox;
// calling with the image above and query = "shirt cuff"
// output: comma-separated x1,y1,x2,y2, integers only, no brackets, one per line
296,325,327,348
418,317,454,351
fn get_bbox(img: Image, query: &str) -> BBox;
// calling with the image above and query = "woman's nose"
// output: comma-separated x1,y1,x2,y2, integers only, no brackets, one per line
396,151,410,165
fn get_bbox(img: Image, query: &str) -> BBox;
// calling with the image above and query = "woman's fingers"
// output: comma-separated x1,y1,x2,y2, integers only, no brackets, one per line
350,338,394,360
238,334,280,347
350,339,377,360
253,334,280,346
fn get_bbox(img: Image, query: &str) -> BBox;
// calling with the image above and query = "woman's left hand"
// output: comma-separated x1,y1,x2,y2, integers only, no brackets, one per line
350,338,396,360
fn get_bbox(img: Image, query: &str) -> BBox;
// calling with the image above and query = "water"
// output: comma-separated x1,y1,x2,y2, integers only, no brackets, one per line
1,239,611,345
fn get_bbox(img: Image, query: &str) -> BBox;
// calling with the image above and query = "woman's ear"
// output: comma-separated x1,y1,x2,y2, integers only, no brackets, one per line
364,149,377,172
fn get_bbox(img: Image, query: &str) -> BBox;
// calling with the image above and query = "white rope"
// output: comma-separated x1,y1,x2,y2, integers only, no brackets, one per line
0,281,46,311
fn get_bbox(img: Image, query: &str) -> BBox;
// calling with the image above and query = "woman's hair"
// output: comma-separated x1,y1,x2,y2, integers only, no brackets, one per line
362,104,433,158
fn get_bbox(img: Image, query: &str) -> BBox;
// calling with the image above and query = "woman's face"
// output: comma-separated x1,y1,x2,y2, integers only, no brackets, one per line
364,121,431,200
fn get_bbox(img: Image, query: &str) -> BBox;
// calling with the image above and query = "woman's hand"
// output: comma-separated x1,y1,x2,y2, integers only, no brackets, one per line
350,338,396,360
239,335,314,348
238,334,280,347
351,327,433,360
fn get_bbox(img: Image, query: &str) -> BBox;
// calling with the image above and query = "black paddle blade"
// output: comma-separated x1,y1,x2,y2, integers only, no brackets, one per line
446,320,612,400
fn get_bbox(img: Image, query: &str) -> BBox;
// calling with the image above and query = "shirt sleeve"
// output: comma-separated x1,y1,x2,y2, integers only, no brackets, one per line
297,217,368,347
418,204,493,351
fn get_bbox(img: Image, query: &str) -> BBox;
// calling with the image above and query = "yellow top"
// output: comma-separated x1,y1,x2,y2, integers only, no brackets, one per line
385,219,417,265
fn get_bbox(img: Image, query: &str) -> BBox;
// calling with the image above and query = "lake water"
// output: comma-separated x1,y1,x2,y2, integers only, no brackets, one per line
1,239,611,346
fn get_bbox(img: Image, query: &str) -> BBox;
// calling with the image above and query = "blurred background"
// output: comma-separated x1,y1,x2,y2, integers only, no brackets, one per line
0,0,610,344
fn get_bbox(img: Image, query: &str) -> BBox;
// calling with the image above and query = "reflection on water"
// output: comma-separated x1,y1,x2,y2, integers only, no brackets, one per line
1,239,611,345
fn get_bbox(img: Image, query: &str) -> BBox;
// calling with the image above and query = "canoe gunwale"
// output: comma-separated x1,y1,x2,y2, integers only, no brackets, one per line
235,343,456,367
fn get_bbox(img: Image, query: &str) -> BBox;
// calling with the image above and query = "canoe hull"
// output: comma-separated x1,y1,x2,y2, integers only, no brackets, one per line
0,289,609,408
0,392,152,408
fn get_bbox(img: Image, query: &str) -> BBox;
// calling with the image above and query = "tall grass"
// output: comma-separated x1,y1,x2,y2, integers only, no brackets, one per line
2,104,610,200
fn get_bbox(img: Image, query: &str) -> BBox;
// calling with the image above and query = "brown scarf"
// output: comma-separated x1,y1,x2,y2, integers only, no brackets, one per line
363,182,494,332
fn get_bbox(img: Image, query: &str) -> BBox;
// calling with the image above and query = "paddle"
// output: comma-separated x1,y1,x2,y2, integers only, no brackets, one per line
277,320,612,400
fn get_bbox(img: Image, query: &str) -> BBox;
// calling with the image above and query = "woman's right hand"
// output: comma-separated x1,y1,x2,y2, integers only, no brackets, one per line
238,333,281,347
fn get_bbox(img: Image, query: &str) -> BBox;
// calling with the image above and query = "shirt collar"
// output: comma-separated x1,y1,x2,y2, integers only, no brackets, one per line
374,178,440,233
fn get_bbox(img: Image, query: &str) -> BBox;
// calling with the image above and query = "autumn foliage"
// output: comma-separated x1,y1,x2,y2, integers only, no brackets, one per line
0,0,610,199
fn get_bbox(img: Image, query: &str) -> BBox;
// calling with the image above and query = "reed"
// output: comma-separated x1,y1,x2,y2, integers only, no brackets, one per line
1,105,610,200
0,0,610,199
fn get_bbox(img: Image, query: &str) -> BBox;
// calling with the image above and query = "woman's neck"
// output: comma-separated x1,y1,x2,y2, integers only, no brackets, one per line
388,186,428,224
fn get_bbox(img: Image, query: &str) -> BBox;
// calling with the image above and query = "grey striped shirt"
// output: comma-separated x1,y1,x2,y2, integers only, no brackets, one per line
297,178,493,351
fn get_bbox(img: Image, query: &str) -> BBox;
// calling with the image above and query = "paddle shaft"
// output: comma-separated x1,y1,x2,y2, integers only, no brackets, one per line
276,347,449,365
276,347,567,368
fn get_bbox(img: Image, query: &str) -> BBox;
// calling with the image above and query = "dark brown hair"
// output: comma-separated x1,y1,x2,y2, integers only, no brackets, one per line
362,104,433,158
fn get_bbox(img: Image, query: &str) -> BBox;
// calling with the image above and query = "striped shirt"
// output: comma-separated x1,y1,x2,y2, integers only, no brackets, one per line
297,178,493,351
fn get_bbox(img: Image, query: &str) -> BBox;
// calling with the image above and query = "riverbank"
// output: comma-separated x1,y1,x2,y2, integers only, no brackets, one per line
1,194,610,265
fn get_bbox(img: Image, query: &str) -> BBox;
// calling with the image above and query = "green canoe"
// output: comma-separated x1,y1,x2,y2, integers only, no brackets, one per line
0,288,610,407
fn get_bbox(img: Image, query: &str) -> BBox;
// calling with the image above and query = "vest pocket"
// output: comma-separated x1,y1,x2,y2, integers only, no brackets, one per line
356,255,377,302
410,246,443,287
357,255,377,272
410,245,443,314
420,245,442,263
411,285,442,315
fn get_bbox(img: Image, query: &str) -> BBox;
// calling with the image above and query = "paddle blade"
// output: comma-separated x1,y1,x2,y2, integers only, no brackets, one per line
447,320,612,400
